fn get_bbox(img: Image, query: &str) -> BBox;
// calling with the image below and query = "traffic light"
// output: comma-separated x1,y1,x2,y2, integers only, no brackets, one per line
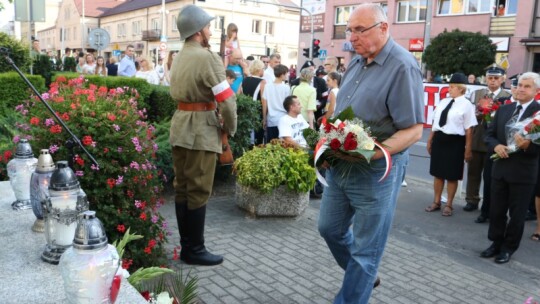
302,47,310,58
312,39,321,58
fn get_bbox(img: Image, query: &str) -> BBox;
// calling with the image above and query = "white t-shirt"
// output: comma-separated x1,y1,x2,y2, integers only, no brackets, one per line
263,67,275,84
82,63,96,75
263,82,289,127
278,114,309,147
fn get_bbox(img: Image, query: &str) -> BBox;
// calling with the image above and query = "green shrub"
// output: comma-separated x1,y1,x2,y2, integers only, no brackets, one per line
33,54,54,87
229,94,261,158
10,75,169,270
153,118,173,185
0,72,46,117
0,32,32,73
147,85,176,122
63,57,76,72
234,140,316,194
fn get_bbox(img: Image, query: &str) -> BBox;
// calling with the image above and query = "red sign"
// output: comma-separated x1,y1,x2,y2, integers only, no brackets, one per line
409,39,424,51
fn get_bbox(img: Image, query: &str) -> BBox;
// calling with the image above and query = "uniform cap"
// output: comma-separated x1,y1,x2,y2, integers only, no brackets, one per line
301,60,315,70
449,72,468,84
176,5,215,41
485,64,506,76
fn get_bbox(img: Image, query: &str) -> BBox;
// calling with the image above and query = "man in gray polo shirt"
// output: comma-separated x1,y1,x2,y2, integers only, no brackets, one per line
317,4,424,304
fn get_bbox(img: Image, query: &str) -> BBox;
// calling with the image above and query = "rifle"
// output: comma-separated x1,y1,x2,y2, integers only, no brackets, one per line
219,17,227,61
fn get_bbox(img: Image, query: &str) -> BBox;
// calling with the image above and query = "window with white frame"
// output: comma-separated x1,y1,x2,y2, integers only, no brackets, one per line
335,5,357,25
214,16,225,30
505,0,517,15
252,20,261,34
438,0,491,15
172,15,178,31
117,23,126,37
265,21,274,35
132,21,141,36
397,1,427,22
379,2,388,16
151,18,160,30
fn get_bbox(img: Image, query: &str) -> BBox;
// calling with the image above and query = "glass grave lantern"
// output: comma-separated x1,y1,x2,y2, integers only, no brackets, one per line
30,149,56,232
59,211,121,304
7,139,37,210
41,161,89,264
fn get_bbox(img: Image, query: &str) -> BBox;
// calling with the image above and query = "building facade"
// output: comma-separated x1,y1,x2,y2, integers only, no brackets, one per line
36,0,301,67
303,0,538,83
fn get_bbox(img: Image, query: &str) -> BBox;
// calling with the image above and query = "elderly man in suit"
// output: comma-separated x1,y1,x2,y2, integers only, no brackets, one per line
481,72,540,264
464,65,512,213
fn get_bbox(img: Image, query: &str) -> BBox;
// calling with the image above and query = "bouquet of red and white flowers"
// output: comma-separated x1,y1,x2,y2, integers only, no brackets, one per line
490,111,540,160
304,107,391,186
477,97,500,123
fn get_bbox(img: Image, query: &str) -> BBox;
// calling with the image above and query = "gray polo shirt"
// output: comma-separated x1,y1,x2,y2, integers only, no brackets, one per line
335,38,424,141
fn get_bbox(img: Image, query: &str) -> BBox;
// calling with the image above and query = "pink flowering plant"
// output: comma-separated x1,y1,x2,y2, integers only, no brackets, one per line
12,75,169,270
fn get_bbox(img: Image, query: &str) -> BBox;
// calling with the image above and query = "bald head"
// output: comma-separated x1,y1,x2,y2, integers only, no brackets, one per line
347,4,389,62
230,48,243,65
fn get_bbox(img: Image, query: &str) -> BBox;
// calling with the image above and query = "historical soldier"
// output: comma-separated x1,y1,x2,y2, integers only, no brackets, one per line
169,5,237,266
464,65,511,213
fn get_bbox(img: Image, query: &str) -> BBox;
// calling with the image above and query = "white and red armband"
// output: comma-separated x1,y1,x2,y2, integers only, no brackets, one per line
212,80,234,103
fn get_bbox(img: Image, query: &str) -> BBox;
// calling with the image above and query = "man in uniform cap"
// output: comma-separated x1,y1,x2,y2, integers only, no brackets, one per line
169,5,237,266
464,64,511,217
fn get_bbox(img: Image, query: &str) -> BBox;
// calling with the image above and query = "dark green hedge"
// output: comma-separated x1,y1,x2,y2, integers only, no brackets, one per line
0,72,46,116
147,85,176,122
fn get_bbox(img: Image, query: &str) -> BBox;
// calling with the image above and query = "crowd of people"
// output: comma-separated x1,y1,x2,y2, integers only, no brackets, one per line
32,3,540,303
427,64,540,266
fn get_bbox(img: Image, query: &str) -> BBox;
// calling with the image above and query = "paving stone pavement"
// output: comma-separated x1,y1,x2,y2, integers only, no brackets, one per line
162,178,540,304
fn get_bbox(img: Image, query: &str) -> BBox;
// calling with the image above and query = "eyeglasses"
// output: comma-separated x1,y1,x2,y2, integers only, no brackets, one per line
262,61,269,64
345,22,382,37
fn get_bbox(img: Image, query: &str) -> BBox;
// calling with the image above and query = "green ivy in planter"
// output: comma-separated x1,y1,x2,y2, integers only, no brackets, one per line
234,140,316,194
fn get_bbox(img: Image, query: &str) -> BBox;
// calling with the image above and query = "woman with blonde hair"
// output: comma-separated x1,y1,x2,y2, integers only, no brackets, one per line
94,56,108,76
82,53,96,75
223,23,240,67
291,68,317,129
135,56,160,85
242,59,267,145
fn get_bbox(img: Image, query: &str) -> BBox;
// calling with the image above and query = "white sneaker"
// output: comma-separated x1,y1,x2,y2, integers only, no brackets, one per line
401,180,407,187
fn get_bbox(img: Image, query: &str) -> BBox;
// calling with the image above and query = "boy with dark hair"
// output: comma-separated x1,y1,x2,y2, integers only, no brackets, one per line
262,64,289,141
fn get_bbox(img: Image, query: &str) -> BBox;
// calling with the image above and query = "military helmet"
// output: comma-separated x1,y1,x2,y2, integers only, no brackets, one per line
177,5,215,40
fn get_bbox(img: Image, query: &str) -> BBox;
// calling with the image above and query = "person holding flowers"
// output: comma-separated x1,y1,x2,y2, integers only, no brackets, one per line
482,72,540,264
169,5,237,266
316,4,424,303
425,72,477,216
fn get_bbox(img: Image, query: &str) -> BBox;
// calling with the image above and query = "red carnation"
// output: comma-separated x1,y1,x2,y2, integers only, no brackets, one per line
82,135,93,146
30,117,40,125
330,138,341,150
107,113,116,121
4,150,12,161
343,132,358,151
116,224,126,233
49,125,62,134
534,118,540,126
140,212,147,221
107,178,116,189
140,291,150,301
144,246,152,254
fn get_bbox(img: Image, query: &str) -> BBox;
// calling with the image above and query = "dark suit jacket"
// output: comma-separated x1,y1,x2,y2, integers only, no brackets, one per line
485,101,540,183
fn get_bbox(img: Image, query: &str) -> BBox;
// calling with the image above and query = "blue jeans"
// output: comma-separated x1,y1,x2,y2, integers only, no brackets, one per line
318,151,408,304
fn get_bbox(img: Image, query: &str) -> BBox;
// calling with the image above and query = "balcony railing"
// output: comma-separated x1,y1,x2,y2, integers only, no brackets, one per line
142,29,161,41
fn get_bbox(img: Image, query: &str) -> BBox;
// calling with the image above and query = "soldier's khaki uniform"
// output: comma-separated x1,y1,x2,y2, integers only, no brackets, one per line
169,40,237,210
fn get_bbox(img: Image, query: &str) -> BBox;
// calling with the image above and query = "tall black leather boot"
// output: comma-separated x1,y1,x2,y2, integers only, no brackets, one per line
180,205,223,266
175,203,188,249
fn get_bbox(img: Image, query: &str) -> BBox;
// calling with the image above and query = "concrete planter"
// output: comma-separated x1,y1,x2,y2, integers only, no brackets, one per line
235,183,309,217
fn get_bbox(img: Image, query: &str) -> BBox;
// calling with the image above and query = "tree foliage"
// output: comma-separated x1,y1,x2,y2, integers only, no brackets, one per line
0,32,32,73
423,29,496,76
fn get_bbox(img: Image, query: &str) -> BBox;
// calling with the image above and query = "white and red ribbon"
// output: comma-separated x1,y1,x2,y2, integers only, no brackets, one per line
212,80,234,103
312,138,392,186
